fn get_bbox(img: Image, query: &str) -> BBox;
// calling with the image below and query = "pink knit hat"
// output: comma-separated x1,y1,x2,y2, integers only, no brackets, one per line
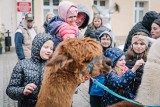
66,6,78,18
132,35,149,47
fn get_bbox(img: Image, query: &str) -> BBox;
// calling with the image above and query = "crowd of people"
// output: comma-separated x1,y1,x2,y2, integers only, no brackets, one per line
6,0,160,107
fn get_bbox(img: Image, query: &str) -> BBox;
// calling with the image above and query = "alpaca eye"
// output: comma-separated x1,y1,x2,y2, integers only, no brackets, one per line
82,59,91,63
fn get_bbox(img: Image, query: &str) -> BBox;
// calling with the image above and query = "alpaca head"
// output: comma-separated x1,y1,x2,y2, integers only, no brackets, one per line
46,38,103,83
89,55,112,77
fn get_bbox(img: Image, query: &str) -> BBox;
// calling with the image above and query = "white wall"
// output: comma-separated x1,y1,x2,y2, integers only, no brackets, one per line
0,0,17,47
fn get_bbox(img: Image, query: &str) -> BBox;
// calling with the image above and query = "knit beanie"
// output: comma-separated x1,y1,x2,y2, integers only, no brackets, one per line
132,35,149,48
104,48,124,67
67,6,78,18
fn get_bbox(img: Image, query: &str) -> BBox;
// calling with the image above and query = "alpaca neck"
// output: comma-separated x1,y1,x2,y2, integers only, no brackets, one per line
39,73,79,107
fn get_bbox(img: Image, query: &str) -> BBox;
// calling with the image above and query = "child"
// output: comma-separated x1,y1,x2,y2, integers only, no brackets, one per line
126,33,149,96
99,30,113,51
89,55,112,107
48,1,78,47
101,48,144,107
6,33,54,107
88,30,113,93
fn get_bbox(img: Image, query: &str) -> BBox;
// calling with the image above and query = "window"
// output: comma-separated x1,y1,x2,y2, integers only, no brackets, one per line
94,0,107,7
53,0,59,6
53,9,58,15
100,0,105,6
134,1,148,24
43,0,49,6
44,9,50,20
94,0,97,5
43,0,60,21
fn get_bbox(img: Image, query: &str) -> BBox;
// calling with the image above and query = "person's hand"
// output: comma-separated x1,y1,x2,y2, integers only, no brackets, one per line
131,59,145,72
23,83,37,96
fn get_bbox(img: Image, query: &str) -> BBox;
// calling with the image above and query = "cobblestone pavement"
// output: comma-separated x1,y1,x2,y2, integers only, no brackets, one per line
0,50,18,107
72,81,90,107
0,49,90,107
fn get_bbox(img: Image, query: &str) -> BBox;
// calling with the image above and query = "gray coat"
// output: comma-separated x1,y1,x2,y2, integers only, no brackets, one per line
6,33,53,107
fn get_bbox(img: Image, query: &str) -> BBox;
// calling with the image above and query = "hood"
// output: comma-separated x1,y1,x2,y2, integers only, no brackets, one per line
99,30,113,50
58,1,77,22
47,16,65,35
99,30,113,41
77,4,90,29
142,11,160,31
31,33,53,63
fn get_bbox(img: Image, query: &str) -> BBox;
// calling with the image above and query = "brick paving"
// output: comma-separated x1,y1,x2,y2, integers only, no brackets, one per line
0,49,90,107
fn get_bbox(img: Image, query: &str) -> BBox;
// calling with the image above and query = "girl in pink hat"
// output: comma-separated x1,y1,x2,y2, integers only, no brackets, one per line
47,1,78,47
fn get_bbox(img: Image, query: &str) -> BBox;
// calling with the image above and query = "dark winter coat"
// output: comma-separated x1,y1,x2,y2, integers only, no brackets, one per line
101,69,136,107
123,11,160,52
84,24,108,40
47,16,67,48
6,33,53,107
43,21,48,33
125,55,145,96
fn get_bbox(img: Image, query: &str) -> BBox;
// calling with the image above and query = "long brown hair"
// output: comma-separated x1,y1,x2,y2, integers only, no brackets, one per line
126,48,148,62
126,32,149,62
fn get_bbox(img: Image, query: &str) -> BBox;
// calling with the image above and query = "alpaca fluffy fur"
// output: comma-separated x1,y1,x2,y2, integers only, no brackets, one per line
109,38,160,106
36,38,103,107
90,55,112,77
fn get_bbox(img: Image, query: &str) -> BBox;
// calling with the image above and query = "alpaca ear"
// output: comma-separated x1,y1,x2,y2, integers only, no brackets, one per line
47,54,75,71
46,55,68,67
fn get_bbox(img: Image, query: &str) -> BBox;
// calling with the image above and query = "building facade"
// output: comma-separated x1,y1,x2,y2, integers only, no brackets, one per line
0,0,160,49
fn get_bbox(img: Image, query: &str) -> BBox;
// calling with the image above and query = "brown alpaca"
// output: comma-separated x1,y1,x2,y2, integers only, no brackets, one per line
36,38,103,107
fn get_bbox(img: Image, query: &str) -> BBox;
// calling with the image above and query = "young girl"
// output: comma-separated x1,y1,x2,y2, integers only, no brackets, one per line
84,14,109,40
126,33,149,96
89,55,112,107
6,33,54,107
101,48,144,107
48,1,78,47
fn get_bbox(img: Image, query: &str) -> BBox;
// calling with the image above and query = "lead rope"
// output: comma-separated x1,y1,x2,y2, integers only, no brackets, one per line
90,77,160,107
